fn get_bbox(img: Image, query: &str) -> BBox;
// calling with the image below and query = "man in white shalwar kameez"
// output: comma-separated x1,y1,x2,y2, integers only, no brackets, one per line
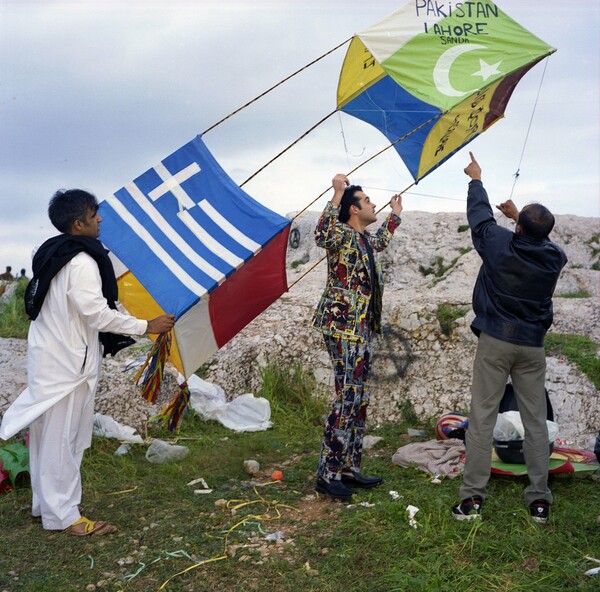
0,189,174,536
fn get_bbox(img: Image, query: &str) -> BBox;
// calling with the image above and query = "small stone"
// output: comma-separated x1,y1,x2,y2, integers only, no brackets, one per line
243,460,260,475
86,585,96,591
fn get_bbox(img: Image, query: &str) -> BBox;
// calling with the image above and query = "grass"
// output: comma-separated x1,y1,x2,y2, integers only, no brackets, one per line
1,361,598,592
0,280,29,339
436,303,469,337
556,290,591,299
544,333,600,390
1,289,599,591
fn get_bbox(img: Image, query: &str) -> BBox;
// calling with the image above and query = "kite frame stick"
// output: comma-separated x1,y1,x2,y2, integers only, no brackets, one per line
240,110,337,187
200,38,352,136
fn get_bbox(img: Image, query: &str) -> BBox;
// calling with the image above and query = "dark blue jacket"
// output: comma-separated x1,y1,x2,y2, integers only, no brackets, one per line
467,180,567,347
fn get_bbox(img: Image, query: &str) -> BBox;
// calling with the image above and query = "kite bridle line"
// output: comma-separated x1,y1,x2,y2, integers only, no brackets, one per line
200,37,352,136
286,185,416,291
508,57,550,200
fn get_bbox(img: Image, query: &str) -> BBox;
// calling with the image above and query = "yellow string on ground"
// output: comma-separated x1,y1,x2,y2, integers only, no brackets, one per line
103,486,138,496
157,483,298,591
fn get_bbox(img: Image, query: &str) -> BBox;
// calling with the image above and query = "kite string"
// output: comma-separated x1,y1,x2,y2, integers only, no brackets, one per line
509,57,550,199
200,37,352,136
287,112,443,289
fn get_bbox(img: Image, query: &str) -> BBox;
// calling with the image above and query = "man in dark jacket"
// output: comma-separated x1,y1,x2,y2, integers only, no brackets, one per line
452,152,567,524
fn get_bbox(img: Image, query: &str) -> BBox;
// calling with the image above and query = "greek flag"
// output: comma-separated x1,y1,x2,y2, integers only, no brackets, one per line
99,136,291,377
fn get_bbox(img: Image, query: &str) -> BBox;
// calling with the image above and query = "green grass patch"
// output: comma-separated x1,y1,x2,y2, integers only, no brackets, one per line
545,333,600,389
556,290,591,299
436,303,469,337
0,281,30,339
457,224,470,233
419,256,459,278
1,365,599,592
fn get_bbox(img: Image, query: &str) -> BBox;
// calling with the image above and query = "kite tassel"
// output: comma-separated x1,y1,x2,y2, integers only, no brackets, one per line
134,331,172,404
150,382,191,432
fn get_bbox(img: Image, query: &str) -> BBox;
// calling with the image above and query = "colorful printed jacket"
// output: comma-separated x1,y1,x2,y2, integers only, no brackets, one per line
311,202,401,342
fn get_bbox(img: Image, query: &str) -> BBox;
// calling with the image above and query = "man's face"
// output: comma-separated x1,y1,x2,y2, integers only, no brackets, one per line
352,191,377,225
77,206,102,238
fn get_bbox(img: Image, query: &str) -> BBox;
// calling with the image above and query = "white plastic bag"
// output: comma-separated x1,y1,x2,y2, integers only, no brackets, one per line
145,439,189,464
93,413,144,444
494,411,559,444
186,374,272,432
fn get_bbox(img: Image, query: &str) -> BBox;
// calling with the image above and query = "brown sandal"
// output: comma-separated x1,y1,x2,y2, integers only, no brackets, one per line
66,516,117,537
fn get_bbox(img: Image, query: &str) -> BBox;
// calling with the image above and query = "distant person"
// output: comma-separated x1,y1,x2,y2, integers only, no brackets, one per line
451,153,567,524
0,189,175,537
312,173,403,499
0,266,14,281
18,268,28,281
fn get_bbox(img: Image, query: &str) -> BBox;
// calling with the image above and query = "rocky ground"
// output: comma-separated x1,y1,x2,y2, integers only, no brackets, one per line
1,210,598,445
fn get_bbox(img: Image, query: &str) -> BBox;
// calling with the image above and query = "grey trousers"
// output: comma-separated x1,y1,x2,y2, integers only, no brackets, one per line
459,332,552,506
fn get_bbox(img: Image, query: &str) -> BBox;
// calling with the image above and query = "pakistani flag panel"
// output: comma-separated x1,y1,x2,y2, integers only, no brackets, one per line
337,0,556,182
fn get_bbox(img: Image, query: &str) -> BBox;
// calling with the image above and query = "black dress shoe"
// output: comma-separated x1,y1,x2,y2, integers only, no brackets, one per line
315,477,356,499
341,472,383,488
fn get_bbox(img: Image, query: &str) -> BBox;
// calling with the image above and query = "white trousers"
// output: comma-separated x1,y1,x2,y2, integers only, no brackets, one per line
29,381,95,530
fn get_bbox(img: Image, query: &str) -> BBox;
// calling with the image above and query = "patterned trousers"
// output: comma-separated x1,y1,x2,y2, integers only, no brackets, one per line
317,330,372,480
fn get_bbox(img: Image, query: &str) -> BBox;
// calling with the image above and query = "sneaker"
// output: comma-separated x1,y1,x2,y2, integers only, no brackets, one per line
451,496,483,521
529,499,550,524
315,477,356,500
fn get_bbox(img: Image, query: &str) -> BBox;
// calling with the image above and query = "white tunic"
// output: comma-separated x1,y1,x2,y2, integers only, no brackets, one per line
0,252,147,441
0,252,147,530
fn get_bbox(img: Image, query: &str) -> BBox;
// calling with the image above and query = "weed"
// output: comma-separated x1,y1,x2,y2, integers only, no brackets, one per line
399,398,419,424
556,290,591,298
290,255,309,269
436,303,468,337
545,333,600,389
259,362,327,428
457,224,470,233
0,281,30,339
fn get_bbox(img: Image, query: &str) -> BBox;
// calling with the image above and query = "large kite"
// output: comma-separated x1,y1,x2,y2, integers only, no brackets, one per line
338,0,556,182
97,0,555,428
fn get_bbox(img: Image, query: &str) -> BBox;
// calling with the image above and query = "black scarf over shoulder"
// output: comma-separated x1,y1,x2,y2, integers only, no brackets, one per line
24,234,135,357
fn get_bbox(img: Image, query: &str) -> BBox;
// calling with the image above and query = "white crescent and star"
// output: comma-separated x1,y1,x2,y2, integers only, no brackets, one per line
433,44,503,97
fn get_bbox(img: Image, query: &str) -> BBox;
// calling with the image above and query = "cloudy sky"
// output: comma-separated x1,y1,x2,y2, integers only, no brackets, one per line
1,0,598,276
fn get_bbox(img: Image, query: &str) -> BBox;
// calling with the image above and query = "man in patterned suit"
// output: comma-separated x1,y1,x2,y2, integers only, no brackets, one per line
312,173,403,499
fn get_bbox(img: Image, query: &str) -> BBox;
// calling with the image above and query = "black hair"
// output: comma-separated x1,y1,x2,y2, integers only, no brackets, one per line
339,185,363,223
517,203,555,240
48,189,99,233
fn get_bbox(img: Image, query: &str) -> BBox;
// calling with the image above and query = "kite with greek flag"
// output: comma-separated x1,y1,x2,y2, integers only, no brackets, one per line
99,136,291,385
